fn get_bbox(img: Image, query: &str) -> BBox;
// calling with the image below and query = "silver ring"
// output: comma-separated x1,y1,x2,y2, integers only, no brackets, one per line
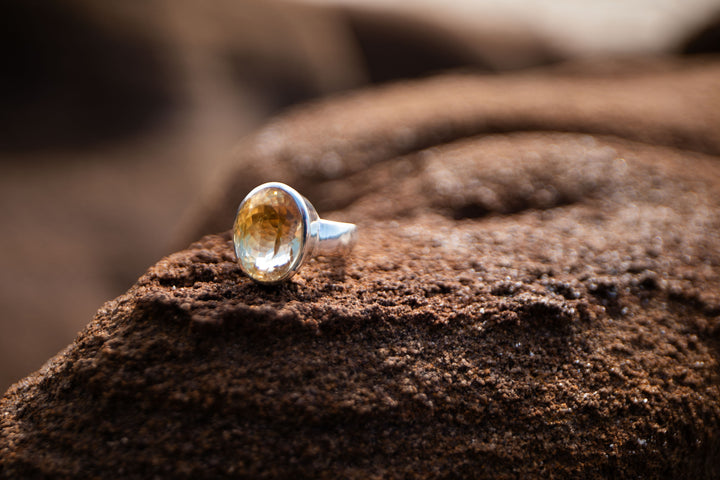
232,182,357,284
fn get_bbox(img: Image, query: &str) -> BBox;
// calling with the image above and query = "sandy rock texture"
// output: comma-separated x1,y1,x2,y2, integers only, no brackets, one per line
2,58,720,478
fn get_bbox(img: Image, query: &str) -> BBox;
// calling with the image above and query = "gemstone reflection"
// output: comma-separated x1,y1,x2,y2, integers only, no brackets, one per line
233,187,305,283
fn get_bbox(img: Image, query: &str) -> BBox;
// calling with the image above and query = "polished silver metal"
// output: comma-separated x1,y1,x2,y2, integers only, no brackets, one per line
234,182,357,284
310,219,358,257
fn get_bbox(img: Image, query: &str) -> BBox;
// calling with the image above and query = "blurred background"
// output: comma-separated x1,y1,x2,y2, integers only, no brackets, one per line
1,0,719,392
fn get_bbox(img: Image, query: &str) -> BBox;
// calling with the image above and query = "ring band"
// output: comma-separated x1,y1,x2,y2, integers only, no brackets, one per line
233,182,357,284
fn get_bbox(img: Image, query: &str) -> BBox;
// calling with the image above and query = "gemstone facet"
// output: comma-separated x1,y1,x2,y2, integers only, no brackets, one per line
233,186,306,283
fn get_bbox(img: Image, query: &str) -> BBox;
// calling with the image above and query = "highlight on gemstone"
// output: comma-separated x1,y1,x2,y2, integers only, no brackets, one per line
233,186,306,283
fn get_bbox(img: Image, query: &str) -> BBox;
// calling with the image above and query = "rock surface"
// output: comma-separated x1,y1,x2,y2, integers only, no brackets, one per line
2,59,720,478
182,57,720,241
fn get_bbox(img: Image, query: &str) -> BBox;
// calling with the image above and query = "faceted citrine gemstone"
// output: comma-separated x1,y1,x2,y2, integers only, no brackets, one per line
233,187,305,283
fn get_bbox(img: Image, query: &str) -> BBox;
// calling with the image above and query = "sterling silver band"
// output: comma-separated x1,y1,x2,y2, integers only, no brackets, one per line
311,219,358,257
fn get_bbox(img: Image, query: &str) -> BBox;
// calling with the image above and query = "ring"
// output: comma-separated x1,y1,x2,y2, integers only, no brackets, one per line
232,182,357,284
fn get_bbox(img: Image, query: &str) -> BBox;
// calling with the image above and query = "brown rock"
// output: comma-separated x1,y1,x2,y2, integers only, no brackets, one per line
181,57,720,242
2,60,720,478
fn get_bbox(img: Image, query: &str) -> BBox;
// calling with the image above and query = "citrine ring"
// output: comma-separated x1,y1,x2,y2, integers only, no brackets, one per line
232,182,357,284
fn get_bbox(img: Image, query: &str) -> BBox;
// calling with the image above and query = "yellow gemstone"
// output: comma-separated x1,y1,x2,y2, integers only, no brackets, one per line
233,187,305,283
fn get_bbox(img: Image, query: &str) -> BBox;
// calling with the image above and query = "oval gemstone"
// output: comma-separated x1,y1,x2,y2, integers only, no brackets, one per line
233,187,305,283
